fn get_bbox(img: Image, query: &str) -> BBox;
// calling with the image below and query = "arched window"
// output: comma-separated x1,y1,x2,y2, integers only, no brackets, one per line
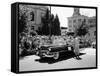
30,11,34,21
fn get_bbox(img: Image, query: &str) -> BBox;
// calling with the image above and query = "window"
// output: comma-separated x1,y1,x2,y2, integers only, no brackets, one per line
30,12,34,21
31,26,34,30
88,19,93,24
73,19,76,23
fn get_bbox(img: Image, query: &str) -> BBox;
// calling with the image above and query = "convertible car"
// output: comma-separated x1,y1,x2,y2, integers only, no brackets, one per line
36,44,74,60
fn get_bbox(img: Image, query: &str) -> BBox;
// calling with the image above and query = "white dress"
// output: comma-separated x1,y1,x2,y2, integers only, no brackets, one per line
73,38,80,56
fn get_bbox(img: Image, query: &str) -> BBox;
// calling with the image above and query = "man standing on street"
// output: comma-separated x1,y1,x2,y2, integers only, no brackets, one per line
73,36,81,60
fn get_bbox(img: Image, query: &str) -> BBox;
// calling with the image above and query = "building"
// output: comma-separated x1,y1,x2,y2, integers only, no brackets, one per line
67,8,96,42
60,27,68,36
19,4,48,33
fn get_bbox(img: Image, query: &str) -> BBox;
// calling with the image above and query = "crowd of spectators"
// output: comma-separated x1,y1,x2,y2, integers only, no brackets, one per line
19,33,95,57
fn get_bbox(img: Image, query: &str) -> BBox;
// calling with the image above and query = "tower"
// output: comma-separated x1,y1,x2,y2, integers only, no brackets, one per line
73,8,80,16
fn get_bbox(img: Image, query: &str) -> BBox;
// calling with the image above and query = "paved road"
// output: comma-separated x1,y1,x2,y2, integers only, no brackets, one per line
19,48,96,72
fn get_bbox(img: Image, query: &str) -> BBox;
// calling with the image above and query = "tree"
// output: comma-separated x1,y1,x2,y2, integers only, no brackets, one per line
53,15,61,35
50,14,55,35
41,9,50,35
75,19,88,36
18,12,27,34
36,26,42,35
38,9,61,36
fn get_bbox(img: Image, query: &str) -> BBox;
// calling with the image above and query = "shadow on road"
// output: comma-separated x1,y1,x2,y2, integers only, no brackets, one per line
35,53,85,64
35,52,86,64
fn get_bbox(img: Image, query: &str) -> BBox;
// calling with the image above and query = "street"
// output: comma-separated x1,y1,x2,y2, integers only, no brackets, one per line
19,48,96,72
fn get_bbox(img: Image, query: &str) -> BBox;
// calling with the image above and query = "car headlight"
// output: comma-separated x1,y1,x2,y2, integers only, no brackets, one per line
48,48,51,51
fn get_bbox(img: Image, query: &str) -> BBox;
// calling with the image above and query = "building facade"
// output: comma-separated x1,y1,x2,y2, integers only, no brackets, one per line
19,4,48,33
67,8,96,42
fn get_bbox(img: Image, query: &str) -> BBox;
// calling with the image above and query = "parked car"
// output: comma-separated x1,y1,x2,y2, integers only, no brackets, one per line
36,44,74,60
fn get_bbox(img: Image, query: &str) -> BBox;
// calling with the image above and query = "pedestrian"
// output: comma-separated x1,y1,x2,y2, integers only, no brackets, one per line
73,36,81,60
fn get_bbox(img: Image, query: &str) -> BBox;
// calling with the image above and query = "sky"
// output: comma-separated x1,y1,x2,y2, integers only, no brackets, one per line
51,7,96,27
